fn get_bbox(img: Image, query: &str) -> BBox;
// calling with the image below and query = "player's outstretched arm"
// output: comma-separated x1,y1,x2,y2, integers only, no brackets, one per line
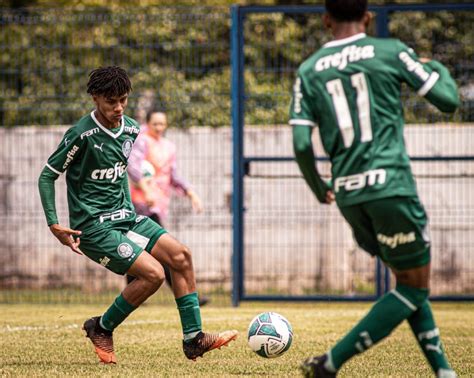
421,59,460,113
292,125,333,204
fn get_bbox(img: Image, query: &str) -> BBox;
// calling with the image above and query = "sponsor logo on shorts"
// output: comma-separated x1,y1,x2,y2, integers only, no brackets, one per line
122,139,134,158
334,169,386,193
62,145,79,169
99,208,133,223
135,215,146,223
377,232,416,249
91,162,127,183
99,256,110,267
117,243,134,258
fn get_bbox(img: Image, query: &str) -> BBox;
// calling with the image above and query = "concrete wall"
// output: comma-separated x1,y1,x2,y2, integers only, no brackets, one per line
0,124,473,296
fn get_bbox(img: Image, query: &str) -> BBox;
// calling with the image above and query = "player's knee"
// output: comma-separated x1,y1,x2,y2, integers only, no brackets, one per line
144,267,165,288
169,245,192,272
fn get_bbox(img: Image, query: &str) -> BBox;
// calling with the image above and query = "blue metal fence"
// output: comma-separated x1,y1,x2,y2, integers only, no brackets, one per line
231,4,474,306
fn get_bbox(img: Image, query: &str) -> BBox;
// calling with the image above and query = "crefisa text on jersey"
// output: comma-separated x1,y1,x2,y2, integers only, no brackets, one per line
91,161,127,183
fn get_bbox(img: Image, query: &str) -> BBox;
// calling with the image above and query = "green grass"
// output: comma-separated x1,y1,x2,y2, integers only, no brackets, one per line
0,302,472,377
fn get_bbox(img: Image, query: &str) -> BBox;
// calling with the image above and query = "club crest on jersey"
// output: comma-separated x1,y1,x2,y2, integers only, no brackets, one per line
117,243,134,258
122,139,133,158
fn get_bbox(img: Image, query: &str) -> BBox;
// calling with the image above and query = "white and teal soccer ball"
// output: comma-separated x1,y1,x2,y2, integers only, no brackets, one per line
247,312,293,358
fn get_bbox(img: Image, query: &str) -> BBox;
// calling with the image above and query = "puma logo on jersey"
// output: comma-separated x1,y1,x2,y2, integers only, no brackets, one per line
91,161,127,183
377,232,416,249
315,45,375,72
334,168,386,193
94,143,104,152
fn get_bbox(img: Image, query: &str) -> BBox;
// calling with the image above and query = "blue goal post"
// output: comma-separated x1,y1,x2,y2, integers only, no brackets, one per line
231,3,474,306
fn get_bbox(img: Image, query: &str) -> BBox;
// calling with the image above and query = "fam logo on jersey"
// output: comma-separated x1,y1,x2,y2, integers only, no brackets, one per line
91,161,127,183
62,145,79,169
315,45,375,72
334,168,386,193
117,243,134,258
122,139,133,158
81,127,100,139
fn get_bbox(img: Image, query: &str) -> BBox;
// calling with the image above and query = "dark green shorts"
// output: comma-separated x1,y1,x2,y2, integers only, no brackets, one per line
79,215,167,275
339,196,430,271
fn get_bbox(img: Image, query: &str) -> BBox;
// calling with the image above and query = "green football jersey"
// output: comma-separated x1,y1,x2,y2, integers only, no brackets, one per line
44,111,140,230
289,33,459,207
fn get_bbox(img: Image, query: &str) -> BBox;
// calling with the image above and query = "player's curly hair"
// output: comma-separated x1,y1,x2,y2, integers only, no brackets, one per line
87,66,132,97
325,0,367,22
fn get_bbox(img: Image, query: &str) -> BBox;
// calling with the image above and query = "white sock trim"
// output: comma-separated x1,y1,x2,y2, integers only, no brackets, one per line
99,317,112,331
183,330,200,341
391,289,417,311
324,351,337,373
437,368,457,378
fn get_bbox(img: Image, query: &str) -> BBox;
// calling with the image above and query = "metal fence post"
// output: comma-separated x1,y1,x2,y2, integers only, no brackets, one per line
231,5,245,307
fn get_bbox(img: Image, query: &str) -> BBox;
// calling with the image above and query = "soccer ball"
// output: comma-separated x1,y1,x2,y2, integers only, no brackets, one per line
247,312,293,358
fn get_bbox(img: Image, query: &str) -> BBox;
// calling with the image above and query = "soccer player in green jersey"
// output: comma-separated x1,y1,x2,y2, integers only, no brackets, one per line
290,1,459,377
38,66,237,364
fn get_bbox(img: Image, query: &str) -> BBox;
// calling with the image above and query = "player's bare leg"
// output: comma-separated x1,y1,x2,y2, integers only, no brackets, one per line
84,253,165,364
151,234,238,360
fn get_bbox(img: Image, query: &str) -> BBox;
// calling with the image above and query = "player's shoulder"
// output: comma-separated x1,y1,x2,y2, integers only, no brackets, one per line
64,113,96,139
123,114,140,127
297,49,325,78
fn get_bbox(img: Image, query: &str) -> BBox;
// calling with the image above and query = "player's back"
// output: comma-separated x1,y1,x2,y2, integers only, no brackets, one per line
291,33,453,206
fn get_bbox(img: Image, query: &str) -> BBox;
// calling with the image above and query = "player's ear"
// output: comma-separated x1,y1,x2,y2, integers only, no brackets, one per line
363,11,373,29
92,95,98,106
322,13,332,30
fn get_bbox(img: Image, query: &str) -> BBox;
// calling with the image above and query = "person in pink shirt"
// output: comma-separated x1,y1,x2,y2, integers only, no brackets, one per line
127,109,209,305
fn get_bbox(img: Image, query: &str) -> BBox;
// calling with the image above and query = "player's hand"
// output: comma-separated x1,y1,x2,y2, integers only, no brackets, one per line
419,57,431,63
187,190,204,213
325,190,335,204
49,224,82,255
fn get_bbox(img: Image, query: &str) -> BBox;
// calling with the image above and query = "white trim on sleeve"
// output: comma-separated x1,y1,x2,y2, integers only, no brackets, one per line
418,71,440,97
289,119,317,127
45,163,62,175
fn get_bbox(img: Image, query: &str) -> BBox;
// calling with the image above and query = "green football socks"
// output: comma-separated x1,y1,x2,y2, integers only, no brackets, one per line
176,292,202,341
100,293,137,332
408,300,455,377
325,284,428,372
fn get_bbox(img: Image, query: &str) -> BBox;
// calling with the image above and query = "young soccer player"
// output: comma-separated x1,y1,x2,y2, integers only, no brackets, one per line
38,66,237,364
289,1,459,377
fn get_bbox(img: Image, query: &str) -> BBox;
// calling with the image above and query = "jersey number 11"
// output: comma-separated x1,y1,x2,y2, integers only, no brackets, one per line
326,72,373,148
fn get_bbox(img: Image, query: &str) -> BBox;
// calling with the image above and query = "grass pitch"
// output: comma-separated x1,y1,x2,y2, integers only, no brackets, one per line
0,302,472,377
